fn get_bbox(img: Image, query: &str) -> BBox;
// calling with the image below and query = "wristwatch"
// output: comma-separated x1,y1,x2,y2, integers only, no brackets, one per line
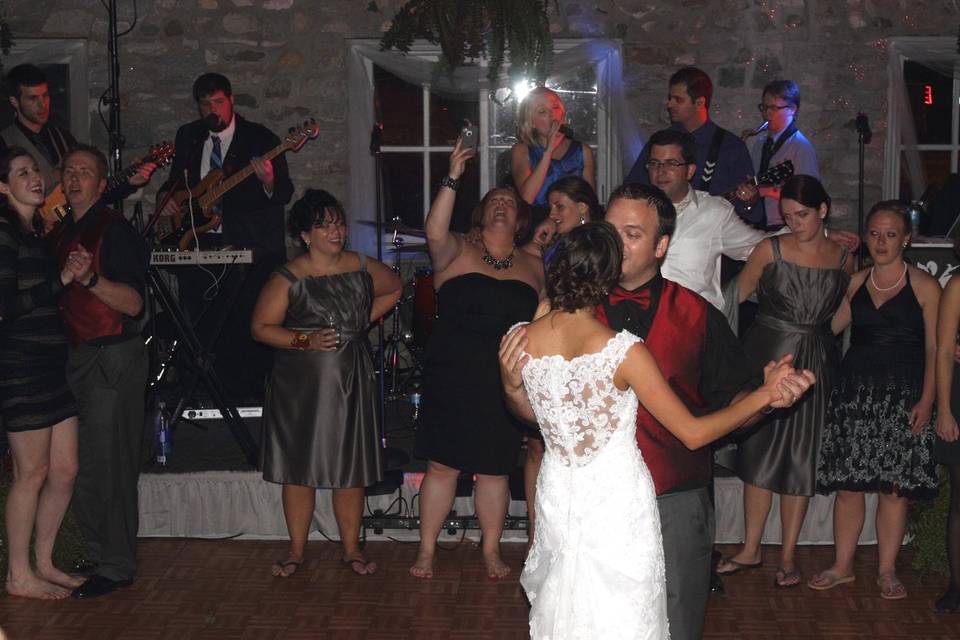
83,273,99,289
439,175,460,192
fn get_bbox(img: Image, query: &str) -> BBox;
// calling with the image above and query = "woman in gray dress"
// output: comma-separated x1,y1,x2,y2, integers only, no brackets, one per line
252,189,401,577
717,175,853,587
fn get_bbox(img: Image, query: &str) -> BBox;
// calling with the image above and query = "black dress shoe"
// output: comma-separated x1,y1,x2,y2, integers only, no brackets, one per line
710,570,726,594
71,562,98,578
72,575,133,599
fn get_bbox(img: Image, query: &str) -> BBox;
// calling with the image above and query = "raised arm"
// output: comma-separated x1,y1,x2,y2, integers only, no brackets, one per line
366,256,403,323
936,276,960,443
617,342,815,450
426,139,473,272
510,122,564,205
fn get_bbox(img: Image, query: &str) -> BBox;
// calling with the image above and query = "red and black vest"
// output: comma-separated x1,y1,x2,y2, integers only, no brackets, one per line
600,278,712,495
50,207,125,345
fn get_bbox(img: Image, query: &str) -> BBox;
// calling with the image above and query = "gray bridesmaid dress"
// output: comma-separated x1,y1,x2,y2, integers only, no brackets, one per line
735,236,849,496
261,255,383,488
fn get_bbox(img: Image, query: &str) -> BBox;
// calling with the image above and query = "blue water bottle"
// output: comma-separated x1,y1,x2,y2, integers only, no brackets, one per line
156,402,172,466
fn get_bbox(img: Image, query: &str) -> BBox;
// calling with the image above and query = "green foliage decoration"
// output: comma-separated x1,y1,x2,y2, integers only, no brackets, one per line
909,464,950,577
380,0,558,84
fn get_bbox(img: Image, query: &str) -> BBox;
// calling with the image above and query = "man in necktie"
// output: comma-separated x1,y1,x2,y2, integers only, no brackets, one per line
157,73,295,402
740,80,820,230
501,182,811,640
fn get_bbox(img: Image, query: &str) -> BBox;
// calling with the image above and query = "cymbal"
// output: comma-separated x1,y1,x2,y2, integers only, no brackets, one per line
391,242,429,252
358,219,426,237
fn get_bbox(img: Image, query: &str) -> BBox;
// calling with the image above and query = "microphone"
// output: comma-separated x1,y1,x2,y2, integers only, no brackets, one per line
856,112,872,144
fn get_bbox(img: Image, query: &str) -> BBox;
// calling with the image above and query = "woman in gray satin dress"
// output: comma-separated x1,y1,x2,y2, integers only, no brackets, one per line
717,176,853,588
252,190,401,577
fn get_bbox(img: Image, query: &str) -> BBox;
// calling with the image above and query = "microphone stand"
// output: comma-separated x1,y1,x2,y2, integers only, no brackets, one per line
856,112,872,269
371,122,387,448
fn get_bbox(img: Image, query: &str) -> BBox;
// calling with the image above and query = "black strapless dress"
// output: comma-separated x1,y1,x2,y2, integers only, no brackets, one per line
414,272,539,475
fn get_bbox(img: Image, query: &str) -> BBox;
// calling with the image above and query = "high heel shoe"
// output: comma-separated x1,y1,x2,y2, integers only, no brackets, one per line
935,584,960,613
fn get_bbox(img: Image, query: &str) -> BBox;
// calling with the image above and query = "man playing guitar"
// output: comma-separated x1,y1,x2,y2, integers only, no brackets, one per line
156,72,295,402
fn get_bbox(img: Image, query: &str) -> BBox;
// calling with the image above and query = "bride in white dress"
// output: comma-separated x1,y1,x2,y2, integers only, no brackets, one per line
500,222,815,639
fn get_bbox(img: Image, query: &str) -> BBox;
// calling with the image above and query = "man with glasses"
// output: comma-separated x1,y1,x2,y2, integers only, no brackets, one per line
625,67,760,225
740,80,819,229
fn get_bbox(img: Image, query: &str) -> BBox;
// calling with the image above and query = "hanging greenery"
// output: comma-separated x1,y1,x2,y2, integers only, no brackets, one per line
380,0,558,84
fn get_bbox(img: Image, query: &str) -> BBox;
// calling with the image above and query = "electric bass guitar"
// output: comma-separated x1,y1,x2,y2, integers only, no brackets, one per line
38,142,176,234
161,119,320,251
723,160,794,205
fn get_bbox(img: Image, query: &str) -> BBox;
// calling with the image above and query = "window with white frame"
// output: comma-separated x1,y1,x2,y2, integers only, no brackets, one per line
368,42,607,233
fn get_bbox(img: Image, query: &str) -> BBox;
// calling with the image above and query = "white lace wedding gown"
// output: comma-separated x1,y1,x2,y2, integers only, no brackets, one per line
519,329,670,640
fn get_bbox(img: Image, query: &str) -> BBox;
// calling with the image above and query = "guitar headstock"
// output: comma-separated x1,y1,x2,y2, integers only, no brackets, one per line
759,160,794,186
147,142,176,168
283,118,320,153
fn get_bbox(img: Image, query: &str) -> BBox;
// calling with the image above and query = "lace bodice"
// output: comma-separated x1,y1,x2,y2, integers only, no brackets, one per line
520,328,642,468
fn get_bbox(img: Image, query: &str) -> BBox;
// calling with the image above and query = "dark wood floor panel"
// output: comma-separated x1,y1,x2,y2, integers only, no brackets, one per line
2,540,959,639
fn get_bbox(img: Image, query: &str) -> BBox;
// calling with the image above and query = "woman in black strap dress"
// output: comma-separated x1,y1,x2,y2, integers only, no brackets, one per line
0,147,85,599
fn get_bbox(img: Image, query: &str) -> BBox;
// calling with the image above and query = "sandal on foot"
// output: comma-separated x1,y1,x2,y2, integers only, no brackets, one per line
271,559,303,578
808,570,855,591
877,573,907,600
716,557,763,576
775,567,802,588
342,556,377,576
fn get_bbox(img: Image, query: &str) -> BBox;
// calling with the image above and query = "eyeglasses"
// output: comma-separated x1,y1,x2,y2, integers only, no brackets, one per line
758,103,793,113
645,160,688,171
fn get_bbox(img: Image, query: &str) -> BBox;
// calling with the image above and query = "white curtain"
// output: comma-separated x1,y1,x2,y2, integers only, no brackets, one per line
347,39,643,258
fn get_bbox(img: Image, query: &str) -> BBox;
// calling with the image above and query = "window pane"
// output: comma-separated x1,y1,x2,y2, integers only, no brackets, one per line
374,66,423,146
430,152,480,233
382,152,424,229
899,149,951,202
904,60,952,145
429,93,479,146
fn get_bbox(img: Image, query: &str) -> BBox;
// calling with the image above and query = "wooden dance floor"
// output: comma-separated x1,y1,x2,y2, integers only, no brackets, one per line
0,540,957,639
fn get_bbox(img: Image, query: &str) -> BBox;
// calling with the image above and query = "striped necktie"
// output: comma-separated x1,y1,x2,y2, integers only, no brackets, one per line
211,135,223,170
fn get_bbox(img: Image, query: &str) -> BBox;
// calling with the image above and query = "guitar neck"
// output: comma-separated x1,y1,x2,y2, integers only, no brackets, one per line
104,163,142,199
199,143,289,207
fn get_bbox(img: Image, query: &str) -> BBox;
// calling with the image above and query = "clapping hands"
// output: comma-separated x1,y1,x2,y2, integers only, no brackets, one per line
761,354,817,411
61,245,93,286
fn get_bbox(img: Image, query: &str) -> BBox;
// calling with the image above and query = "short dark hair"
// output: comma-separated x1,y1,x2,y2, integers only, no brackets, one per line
288,189,346,246
5,64,47,99
780,175,830,215
606,183,677,243
192,73,232,101
866,200,911,235
63,144,109,181
470,185,531,239
763,79,801,108
647,128,696,166
669,67,713,109
546,176,602,222
546,221,623,313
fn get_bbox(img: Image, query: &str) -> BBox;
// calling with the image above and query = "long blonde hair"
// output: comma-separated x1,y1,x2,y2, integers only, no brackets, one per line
517,87,564,147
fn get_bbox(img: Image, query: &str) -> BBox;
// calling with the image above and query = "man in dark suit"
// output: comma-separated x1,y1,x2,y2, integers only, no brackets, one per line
158,73,294,401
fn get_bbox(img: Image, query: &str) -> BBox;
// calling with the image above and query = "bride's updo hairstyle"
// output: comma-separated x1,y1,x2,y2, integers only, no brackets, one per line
546,221,622,312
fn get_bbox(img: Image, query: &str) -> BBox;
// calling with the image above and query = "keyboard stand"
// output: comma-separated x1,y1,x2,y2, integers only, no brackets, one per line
146,264,259,466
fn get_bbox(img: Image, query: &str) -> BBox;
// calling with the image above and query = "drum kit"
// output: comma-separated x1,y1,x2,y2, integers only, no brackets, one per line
360,218,436,405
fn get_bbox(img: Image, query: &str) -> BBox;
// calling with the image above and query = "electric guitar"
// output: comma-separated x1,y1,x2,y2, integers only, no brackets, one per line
161,119,320,251
724,160,795,205
39,142,176,234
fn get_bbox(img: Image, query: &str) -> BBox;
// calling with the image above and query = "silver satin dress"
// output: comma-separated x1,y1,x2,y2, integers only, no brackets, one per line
735,236,849,497
261,257,383,488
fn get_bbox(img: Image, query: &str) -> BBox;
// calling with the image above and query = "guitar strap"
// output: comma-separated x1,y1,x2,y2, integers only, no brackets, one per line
759,121,797,172
1,123,62,196
697,126,725,190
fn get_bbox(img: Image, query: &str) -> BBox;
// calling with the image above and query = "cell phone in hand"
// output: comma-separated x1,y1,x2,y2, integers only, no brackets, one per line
461,121,478,152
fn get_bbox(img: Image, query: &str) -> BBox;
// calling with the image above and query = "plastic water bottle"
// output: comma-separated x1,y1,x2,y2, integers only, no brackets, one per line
907,200,924,237
409,386,422,422
156,402,172,466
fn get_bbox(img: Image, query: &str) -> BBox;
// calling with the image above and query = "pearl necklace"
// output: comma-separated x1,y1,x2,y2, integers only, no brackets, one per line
869,262,907,292
481,242,515,270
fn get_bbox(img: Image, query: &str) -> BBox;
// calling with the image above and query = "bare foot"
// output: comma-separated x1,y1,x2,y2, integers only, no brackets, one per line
483,552,511,579
270,554,303,578
6,574,71,600
35,564,85,589
409,547,434,579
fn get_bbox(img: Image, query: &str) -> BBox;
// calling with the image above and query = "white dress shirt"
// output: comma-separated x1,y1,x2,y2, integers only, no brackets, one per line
200,115,236,179
661,188,767,310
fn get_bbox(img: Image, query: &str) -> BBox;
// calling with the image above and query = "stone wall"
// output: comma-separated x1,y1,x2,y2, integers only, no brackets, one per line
8,0,950,231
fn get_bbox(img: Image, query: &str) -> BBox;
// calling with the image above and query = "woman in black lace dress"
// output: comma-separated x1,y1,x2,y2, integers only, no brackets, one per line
810,202,941,599
0,147,87,599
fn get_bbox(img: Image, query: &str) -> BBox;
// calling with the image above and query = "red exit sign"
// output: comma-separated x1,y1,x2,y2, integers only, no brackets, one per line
924,84,934,105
